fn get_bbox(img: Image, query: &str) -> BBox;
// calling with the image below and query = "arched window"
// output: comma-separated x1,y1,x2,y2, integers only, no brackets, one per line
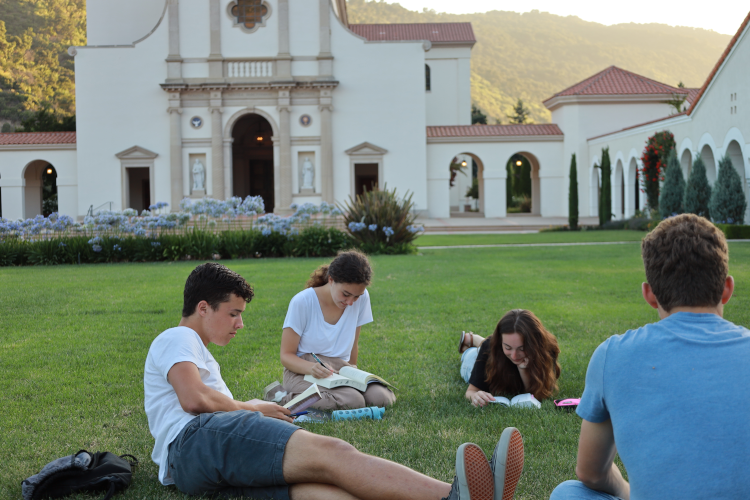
425,64,431,92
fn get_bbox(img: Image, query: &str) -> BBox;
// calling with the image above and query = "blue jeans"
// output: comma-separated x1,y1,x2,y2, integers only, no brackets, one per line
168,410,300,499
460,347,479,383
550,480,624,500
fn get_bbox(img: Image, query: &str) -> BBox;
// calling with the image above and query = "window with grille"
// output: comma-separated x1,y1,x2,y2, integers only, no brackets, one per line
231,0,269,30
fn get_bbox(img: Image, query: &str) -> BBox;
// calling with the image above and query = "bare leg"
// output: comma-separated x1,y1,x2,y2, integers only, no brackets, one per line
283,430,451,500
290,483,360,500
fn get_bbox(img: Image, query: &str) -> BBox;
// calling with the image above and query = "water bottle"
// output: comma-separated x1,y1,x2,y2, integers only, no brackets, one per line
331,406,385,421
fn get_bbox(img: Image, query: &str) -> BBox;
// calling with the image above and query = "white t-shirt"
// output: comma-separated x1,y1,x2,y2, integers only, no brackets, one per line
283,287,373,361
143,326,233,485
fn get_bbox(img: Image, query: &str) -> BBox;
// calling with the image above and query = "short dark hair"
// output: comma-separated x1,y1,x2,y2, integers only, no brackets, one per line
641,214,728,312
182,263,254,317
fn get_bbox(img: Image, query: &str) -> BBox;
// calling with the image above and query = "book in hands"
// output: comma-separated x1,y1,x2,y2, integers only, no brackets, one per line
283,384,322,412
304,366,395,393
490,393,541,409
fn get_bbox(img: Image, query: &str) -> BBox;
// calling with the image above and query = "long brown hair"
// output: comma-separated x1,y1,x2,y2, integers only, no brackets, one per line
306,250,373,288
485,309,561,400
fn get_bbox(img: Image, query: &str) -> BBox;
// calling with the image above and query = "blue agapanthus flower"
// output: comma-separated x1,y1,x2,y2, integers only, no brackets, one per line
348,222,366,232
262,228,272,236
368,224,378,231
151,241,161,247
92,244,102,253
382,226,395,237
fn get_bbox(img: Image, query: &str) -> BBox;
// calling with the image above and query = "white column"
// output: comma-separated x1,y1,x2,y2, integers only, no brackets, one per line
483,168,507,218
208,0,223,79
277,0,292,79
318,0,333,78
1,180,24,220
319,88,333,202
168,92,183,211
210,106,224,200
277,95,292,212
166,0,182,80
223,138,233,199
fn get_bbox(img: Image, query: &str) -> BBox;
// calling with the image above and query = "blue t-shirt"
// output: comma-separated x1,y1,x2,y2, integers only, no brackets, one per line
577,312,750,499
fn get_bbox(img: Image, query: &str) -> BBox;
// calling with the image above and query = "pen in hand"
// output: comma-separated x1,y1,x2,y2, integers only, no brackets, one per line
311,352,334,376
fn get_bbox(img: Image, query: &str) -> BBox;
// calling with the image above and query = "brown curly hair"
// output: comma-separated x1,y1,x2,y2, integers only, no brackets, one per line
306,250,373,288
485,309,561,400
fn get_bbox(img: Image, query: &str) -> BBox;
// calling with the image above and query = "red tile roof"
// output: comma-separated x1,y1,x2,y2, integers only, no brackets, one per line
0,131,76,145
349,23,476,44
427,124,563,137
544,66,686,104
686,88,700,104
688,10,750,115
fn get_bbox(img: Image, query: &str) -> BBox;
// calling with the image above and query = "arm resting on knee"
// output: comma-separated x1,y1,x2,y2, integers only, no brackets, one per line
575,419,630,499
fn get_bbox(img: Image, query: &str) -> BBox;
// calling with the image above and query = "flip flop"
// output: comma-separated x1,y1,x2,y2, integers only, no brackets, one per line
458,331,474,354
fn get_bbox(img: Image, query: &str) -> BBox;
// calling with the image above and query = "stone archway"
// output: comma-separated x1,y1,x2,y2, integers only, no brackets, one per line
22,160,55,218
448,152,485,215
700,144,716,186
680,149,692,180
726,140,748,222
626,157,639,217
590,163,600,217
614,159,624,220
232,114,275,212
505,152,540,216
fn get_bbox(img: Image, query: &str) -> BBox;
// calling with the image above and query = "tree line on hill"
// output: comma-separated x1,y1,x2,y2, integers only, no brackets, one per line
0,0,732,130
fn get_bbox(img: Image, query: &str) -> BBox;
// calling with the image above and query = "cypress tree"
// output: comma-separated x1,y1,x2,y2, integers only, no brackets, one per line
683,154,711,217
659,150,685,218
569,154,578,229
599,147,612,225
709,155,748,224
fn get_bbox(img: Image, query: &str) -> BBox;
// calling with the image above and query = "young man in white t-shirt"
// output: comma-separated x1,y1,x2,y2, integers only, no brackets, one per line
144,262,525,500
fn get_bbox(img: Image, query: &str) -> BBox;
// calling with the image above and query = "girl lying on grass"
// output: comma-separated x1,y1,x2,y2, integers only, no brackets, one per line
458,309,561,406
265,250,396,410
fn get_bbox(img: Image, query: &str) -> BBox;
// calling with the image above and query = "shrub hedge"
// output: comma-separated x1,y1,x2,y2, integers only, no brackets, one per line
714,223,750,240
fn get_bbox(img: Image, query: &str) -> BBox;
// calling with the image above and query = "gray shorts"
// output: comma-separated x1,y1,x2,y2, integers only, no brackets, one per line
167,410,300,499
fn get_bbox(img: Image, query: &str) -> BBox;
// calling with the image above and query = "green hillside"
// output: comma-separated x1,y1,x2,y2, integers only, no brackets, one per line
347,0,732,123
0,0,85,126
0,0,732,126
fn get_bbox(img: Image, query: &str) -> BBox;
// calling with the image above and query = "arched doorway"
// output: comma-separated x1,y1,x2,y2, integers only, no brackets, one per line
232,114,274,212
726,140,748,221
680,149,692,180
23,160,56,218
590,165,600,217
448,153,484,215
626,158,639,217
505,152,540,215
700,144,716,186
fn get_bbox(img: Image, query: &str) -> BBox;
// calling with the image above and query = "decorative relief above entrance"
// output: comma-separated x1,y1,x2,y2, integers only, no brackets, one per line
228,0,271,33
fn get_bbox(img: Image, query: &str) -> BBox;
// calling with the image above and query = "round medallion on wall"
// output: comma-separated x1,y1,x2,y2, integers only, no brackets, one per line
190,116,204,129
299,114,312,127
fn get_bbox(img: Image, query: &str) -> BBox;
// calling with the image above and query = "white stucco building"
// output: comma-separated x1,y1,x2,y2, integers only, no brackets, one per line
0,1,747,224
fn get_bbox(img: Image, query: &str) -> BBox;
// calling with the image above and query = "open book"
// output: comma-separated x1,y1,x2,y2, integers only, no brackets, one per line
283,384,322,413
304,366,395,393
490,393,541,409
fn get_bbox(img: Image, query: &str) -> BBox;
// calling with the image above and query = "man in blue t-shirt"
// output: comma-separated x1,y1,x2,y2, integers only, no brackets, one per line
551,214,750,499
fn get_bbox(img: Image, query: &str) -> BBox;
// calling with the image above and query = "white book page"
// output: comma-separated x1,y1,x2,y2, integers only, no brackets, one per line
510,393,541,408
490,396,511,406
338,366,372,384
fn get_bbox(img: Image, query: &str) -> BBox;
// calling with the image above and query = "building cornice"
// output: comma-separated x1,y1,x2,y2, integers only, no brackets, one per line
0,143,77,151
427,135,563,144
544,93,679,112
161,80,339,93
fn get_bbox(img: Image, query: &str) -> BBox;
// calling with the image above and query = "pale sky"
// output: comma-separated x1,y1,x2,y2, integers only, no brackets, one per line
379,1,748,36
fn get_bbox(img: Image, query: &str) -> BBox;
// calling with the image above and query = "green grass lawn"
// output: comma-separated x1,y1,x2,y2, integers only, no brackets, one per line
3,243,749,499
416,230,647,247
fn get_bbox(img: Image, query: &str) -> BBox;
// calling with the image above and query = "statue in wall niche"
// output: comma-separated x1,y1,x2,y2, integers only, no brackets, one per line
301,157,315,190
192,159,206,191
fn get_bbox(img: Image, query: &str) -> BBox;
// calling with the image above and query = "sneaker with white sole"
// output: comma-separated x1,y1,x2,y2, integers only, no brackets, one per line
489,427,524,500
443,443,494,500
262,381,287,403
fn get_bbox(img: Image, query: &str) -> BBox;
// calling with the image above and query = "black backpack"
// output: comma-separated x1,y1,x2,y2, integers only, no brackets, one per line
22,450,138,500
